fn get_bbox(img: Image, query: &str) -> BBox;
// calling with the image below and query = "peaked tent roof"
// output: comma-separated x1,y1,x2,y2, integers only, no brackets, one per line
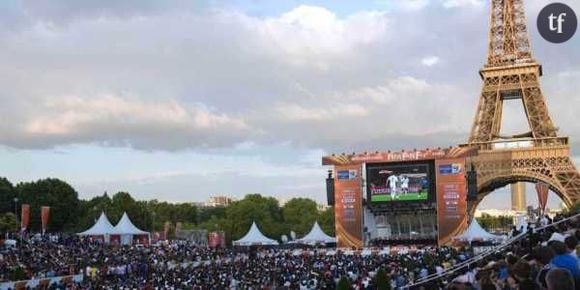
233,221,279,246
454,218,503,241
112,212,149,235
78,212,115,236
295,221,336,244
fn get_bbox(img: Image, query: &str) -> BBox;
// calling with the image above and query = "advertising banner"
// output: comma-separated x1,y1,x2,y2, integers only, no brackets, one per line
323,147,473,166
334,165,363,248
435,158,468,245
21,204,30,232
41,206,50,234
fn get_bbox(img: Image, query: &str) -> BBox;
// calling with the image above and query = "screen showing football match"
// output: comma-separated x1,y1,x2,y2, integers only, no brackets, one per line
367,163,430,202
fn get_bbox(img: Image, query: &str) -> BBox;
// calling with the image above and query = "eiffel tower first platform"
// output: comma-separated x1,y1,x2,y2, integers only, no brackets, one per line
462,0,580,215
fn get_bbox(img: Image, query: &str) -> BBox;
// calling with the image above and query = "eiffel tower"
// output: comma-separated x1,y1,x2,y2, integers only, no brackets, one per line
463,0,580,214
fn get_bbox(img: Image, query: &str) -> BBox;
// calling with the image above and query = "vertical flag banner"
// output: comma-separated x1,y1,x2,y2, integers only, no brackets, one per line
208,231,226,248
334,165,363,248
21,204,30,232
175,222,182,235
208,232,220,248
435,158,468,245
41,206,51,234
535,182,549,216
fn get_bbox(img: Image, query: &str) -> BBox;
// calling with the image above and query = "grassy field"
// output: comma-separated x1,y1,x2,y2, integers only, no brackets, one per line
371,192,428,202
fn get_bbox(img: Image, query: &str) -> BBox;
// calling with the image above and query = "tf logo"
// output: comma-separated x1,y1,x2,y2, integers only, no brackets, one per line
537,2,577,43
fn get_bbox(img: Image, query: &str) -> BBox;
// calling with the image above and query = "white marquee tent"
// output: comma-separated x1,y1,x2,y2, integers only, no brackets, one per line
294,221,336,245
233,221,279,246
78,212,150,245
112,212,150,245
78,212,115,242
454,218,503,242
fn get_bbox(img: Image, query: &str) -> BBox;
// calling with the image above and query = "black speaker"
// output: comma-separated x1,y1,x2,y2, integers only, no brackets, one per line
466,165,478,200
326,170,335,206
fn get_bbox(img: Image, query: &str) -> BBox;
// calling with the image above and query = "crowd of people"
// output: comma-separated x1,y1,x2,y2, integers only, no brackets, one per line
0,212,578,290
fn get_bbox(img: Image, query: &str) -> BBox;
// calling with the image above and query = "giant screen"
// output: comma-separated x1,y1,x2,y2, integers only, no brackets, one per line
367,162,431,202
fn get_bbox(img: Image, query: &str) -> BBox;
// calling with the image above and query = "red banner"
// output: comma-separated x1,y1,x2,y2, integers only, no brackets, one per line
535,182,549,216
334,165,363,248
21,204,30,232
435,158,468,245
208,231,226,248
41,206,50,234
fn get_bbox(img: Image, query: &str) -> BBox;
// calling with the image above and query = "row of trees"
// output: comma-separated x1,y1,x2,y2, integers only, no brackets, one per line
0,177,80,232
199,195,334,244
0,177,334,243
476,213,514,233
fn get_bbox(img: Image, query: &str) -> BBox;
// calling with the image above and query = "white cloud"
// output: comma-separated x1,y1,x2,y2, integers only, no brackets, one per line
275,103,369,121
421,56,440,66
249,75,472,152
0,5,392,150
405,0,431,10
374,0,430,11
249,6,389,68
0,1,578,154
20,95,250,149
1,1,579,207
442,0,484,9
30,95,246,133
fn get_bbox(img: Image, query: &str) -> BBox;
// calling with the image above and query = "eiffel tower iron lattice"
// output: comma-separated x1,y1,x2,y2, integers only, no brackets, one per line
462,0,580,215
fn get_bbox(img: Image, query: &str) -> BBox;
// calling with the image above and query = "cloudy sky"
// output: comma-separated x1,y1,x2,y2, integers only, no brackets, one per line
0,0,578,209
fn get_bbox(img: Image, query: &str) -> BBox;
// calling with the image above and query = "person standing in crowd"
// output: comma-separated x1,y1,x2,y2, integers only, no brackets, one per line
533,246,556,290
0,211,577,289
545,268,575,290
509,260,538,290
549,241,580,279
565,235,578,258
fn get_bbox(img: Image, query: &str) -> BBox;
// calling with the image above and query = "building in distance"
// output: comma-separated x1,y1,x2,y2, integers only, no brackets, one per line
208,196,233,207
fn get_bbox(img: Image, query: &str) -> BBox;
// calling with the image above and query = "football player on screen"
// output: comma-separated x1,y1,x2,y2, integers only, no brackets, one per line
387,174,399,200
400,175,409,195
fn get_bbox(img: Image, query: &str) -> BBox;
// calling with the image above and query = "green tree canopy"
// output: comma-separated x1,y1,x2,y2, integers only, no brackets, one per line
198,206,226,224
567,201,580,214
104,192,152,231
318,207,335,236
225,194,285,242
0,176,335,239
0,177,16,214
283,198,319,236
147,200,198,232
74,192,112,232
0,213,19,233
16,178,80,232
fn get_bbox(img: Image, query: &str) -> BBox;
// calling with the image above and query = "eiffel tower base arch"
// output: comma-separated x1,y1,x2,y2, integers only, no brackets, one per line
465,141,580,218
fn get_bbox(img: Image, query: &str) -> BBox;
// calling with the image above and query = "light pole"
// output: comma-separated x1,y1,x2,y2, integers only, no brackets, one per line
13,197,18,220
13,197,19,241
